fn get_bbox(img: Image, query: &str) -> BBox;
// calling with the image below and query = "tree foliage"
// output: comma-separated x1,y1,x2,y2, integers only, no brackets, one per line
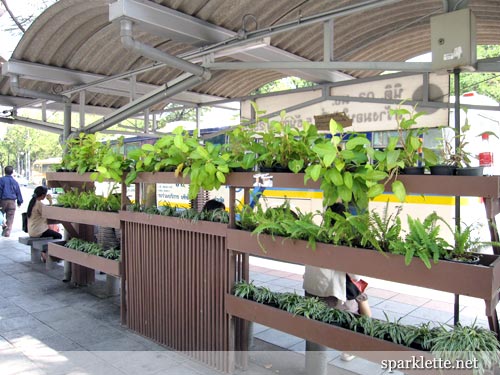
252,76,316,95
452,45,500,102
0,125,62,173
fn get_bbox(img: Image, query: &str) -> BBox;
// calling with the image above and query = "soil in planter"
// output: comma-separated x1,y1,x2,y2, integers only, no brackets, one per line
446,254,481,265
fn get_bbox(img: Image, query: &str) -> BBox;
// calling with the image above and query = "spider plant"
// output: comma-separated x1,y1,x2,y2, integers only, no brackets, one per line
430,322,500,375
253,286,276,305
290,296,328,319
233,280,257,299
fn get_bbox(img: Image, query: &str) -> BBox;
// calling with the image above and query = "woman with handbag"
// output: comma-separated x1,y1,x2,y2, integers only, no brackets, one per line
27,186,62,261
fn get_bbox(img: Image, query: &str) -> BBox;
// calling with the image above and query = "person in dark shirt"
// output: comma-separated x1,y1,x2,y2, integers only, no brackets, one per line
0,166,24,237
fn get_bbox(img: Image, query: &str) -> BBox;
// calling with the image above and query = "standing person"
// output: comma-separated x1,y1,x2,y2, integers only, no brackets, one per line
0,166,24,237
303,202,371,362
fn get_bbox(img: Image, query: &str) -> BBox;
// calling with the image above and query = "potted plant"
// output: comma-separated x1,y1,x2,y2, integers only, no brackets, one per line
225,124,259,172
445,110,484,176
388,212,449,269
428,127,457,175
304,118,389,210
253,108,320,173
390,105,437,175
60,133,107,173
440,221,500,264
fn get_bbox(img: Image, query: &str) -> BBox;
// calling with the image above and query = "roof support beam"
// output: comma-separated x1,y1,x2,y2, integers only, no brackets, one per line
204,61,433,72
0,115,76,134
109,0,357,83
82,74,204,134
1,59,224,104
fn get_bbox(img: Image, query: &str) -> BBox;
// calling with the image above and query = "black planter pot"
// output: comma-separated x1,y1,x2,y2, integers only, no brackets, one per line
401,166,425,175
259,164,291,173
455,166,484,176
231,167,254,172
447,255,481,265
429,165,456,175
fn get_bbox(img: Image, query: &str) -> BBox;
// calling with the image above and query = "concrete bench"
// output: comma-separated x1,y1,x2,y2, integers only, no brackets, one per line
33,239,65,270
18,236,54,263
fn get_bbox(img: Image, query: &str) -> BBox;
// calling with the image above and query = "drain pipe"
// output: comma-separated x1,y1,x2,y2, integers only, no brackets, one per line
120,19,211,81
76,19,212,135
82,74,203,134
10,74,69,103
10,74,73,143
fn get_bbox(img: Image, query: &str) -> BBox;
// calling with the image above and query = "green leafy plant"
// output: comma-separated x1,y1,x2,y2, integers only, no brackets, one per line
65,237,120,260
320,210,382,251
291,296,328,319
61,133,107,174
233,280,500,375
373,104,438,202
129,202,229,224
369,203,402,252
184,141,231,199
225,124,259,171
247,104,320,173
390,212,450,269
233,280,257,299
128,126,199,178
56,190,121,212
304,119,387,210
430,322,500,375
91,137,133,184
391,104,438,169
439,220,500,262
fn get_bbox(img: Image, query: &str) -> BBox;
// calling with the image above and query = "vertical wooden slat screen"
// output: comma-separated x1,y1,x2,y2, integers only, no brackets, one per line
122,218,233,372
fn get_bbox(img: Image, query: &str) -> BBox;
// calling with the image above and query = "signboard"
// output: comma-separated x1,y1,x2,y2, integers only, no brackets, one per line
242,73,449,132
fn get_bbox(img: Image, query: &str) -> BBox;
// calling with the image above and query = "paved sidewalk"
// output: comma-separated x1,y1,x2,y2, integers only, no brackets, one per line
0,201,492,375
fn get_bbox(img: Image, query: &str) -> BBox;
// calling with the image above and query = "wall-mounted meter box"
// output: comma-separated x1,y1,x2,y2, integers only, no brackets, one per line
431,8,476,71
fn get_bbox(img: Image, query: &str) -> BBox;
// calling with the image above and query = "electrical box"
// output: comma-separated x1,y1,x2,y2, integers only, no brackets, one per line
431,8,476,71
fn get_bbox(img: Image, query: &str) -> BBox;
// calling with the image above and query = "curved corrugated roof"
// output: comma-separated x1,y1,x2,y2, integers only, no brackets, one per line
1,0,500,110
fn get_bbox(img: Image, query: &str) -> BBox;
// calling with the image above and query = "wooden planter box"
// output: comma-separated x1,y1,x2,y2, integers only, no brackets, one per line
226,295,448,375
226,294,417,352
134,172,190,184
120,210,227,236
42,206,120,229
227,229,500,302
46,171,95,182
388,175,500,198
48,242,120,277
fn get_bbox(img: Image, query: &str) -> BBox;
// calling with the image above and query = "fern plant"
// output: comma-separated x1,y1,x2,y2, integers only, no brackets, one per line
390,212,450,269
369,203,403,252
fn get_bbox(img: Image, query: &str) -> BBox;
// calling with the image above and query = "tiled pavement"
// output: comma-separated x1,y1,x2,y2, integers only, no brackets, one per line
0,204,494,375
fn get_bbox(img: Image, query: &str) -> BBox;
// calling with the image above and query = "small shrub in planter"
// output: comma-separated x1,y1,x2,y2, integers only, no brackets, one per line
56,191,121,212
233,281,500,374
65,238,120,260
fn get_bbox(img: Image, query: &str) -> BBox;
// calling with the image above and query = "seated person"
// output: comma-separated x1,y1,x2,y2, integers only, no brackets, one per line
201,199,227,222
202,199,225,211
27,186,63,262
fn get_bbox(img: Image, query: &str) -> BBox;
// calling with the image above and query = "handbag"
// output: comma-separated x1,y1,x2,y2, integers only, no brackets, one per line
22,212,28,233
346,275,368,300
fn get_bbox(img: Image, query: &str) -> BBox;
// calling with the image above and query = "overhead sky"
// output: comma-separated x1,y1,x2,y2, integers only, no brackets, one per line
0,0,56,60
